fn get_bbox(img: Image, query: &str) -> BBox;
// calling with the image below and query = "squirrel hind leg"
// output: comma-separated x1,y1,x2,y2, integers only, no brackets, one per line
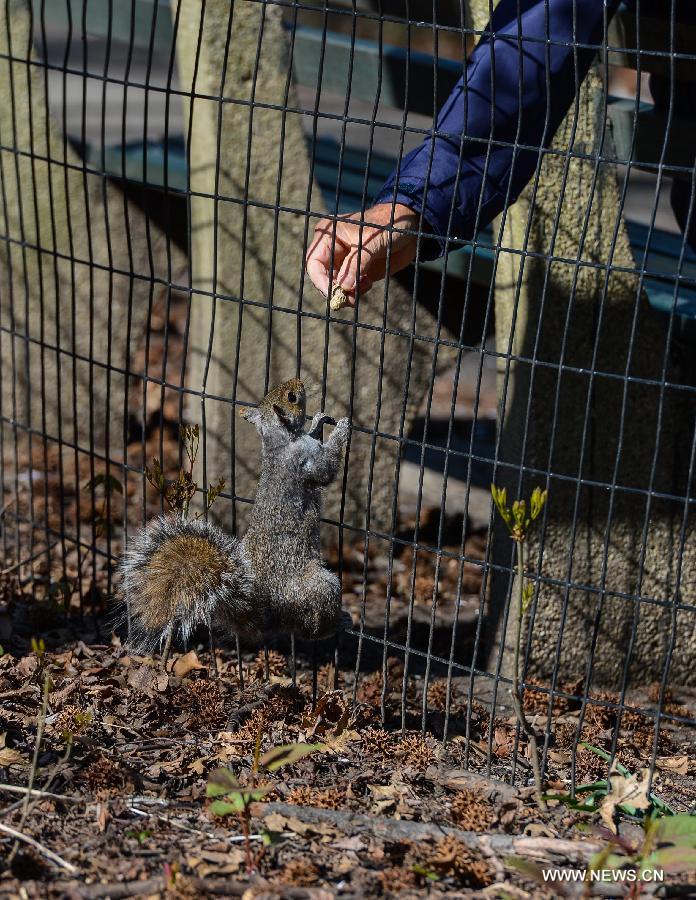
281,564,344,641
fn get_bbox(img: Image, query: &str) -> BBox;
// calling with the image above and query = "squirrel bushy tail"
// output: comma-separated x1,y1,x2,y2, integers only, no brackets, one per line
118,516,259,652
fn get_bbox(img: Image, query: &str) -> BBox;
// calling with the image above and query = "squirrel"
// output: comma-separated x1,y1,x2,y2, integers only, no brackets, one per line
240,378,350,642
119,378,350,654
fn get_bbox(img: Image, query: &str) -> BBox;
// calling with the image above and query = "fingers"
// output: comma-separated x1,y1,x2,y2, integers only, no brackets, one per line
337,237,416,295
305,246,331,298
336,245,375,293
305,218,350,297
306,208,417,300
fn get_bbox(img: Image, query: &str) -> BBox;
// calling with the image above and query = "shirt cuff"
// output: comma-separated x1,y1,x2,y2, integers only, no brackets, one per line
372,179,458,261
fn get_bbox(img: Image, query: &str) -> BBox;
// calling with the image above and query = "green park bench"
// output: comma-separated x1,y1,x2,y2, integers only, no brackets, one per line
32,0,696,329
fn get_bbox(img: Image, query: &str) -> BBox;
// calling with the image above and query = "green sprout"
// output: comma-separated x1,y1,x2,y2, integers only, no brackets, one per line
491,483,548,810
125,828,153,845
207,739,322,873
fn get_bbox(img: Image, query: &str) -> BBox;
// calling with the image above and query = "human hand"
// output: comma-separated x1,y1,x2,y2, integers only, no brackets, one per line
305,203,420,304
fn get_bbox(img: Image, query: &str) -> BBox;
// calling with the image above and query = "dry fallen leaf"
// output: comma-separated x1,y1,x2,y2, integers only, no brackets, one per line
368,783,398,799
189,757,207,775
524,822,557,839
332,835,364,852
285,815,337,837
599,767,651,833
127,664,158,693
319,729,360,753
548,750,570,765
264,812,290,833
173,650,204,678
655,756,688,775
96,802,110,833
196,848,245,875
0,746,23,766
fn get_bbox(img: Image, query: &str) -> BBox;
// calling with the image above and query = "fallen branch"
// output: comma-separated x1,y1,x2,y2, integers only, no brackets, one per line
0,784,77,802
55,875,259,898
251,802,601,866
225,684,273,731
0,821,77,873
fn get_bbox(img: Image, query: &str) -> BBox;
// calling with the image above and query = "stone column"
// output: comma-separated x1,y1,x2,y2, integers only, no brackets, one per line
174,0,455,534
0,0,175,458
467,0,696,686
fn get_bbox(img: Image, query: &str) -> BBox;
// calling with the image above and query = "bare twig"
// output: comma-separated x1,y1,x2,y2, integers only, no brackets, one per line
225,685,273,731
0,785,76,802
0,496,16,519
2,541,59,577
8,674,50,863
0,821,77,873
236,634,245,690
424,766,521,804
208,613,219,678
128,797,263,844
21,736,75,824
161,624,174,668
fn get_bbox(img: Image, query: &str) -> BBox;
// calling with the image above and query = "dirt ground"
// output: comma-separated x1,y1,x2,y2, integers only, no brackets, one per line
0,630,695,899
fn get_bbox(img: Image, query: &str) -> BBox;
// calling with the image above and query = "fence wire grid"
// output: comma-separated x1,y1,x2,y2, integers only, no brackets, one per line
0,0,695,797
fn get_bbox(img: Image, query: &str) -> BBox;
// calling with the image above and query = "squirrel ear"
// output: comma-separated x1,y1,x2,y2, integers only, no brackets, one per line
239,406,261,424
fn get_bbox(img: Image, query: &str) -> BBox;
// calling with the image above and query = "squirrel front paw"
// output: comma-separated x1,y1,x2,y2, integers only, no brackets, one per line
308,412,336,439
333,417,350,444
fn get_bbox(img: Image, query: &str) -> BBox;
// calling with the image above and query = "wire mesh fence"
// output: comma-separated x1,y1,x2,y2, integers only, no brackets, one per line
0,0,695,799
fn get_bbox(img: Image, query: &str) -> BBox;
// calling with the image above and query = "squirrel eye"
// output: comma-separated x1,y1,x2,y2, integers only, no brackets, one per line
287,391,297,404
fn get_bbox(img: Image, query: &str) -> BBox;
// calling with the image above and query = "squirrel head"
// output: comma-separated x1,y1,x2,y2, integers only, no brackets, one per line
239,378,307,440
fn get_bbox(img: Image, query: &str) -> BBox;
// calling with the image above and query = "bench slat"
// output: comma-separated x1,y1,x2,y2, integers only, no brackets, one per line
32,0,173,54
292,26,462,117
626,222,696,319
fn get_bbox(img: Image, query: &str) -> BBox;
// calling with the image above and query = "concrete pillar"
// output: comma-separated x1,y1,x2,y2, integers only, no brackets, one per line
174,0,455,534
466,1,696,686
0,0,175,459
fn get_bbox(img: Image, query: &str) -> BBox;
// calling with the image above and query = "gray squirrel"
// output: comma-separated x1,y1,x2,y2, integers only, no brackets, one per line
119,379,350,654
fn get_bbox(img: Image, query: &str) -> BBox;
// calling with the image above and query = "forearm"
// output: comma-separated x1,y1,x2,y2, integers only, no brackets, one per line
374,0,620,258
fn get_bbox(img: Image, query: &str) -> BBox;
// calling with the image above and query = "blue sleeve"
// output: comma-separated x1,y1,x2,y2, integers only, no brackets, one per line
374,0,619,259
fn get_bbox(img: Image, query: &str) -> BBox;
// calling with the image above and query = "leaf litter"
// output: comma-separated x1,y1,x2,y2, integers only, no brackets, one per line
0,289,694,893
0,634,694,898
